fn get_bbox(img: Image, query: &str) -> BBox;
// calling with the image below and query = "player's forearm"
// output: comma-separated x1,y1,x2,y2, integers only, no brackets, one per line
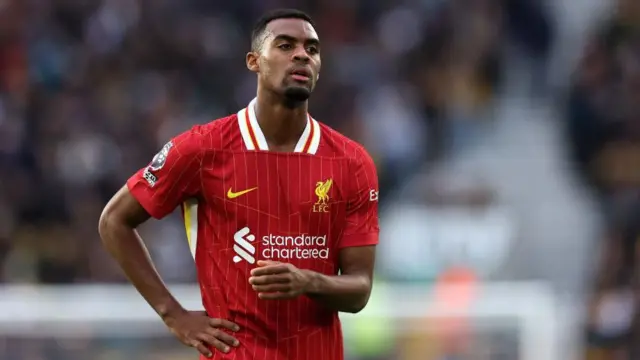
98,214,184,320
303,271,372,313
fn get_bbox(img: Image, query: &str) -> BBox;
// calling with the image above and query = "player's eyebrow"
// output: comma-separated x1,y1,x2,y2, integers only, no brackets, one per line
273,34,320,47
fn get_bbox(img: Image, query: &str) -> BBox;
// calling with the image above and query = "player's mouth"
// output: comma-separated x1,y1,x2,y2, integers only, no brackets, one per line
289,68,312,82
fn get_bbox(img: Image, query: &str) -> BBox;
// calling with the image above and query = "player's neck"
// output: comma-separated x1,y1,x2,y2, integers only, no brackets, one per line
254,93,308,152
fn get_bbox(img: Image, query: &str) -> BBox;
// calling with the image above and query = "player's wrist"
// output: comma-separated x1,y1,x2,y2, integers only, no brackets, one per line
301,269,321,295
156,301,187,323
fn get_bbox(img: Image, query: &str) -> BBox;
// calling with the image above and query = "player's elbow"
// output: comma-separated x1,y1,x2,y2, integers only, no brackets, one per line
344,302,366,314
344,280,373,314
343,293,371,314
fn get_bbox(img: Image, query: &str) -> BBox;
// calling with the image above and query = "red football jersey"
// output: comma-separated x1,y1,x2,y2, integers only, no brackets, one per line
127,98,380,360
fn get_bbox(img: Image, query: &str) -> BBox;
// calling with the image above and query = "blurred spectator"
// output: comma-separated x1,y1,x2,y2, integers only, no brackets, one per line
0,0,524,285
565,0,640,358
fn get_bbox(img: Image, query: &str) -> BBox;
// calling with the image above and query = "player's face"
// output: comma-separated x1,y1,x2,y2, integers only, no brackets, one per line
248,19,321,102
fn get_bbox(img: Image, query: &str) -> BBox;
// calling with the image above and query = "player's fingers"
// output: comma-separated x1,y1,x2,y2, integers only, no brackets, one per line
258,291,296,300
190,339,213,358
197,333,231,353
257,260,281,266
250,264,290,276
209,318,240,332
249,274,289,285
252,283,291,293
206,328,239,347
257,292,284,300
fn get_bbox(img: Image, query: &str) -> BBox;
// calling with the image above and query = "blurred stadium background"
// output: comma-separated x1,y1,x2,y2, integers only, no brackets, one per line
0,0,639,359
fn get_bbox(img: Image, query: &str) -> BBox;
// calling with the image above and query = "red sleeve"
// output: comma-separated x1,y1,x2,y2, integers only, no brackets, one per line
126,127,203,219
338,147,380,249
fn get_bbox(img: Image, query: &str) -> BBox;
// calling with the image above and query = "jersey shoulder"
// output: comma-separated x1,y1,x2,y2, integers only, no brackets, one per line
317,122,374,164
183,114,244,152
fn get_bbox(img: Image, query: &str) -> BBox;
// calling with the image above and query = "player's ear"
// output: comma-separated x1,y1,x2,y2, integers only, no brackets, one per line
246,52,259,73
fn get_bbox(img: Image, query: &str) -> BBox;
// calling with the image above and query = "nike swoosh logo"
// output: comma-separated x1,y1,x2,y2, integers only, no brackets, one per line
227,187,258,199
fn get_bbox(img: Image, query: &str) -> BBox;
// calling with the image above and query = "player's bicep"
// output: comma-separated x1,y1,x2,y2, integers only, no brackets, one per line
101,185,151,229
127,130,203,219
338,245,376,278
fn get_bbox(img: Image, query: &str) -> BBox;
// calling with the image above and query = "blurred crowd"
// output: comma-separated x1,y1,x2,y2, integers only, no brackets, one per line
2,0,640,359
0,0,553,285
567,0,640,358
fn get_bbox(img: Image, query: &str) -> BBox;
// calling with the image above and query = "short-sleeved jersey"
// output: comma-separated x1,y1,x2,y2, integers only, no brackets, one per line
127,98,379,360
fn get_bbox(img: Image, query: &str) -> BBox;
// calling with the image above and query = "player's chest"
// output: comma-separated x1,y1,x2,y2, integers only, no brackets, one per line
203,152,349,229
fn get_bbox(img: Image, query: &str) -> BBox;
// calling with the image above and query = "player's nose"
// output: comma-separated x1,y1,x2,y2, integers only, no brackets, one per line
292,47,310,63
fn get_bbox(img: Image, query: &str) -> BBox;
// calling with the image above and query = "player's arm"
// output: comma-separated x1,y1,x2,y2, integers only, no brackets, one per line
99,136,201,319
99,185,182,319
303,151,379,313
303,245,376,313
250,149,379,313
99,130,239,357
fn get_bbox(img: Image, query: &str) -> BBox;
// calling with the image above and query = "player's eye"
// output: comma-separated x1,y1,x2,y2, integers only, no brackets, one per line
306,46,319,54
278,43,293,50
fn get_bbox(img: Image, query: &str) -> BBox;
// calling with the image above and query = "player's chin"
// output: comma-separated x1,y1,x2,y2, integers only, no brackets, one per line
283,85,312,102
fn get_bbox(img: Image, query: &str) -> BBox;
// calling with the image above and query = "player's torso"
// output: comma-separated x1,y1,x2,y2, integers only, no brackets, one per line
199,151,348,274
201,151,348,274
187,108,352,359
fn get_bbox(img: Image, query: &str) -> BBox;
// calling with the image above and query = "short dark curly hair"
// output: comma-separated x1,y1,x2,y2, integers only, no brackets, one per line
251,9,315,51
